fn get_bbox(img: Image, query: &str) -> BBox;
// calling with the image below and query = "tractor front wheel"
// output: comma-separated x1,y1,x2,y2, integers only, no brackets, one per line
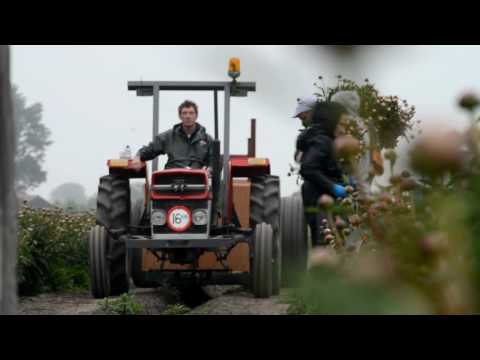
250,176,281,295
88,225,110,299
280,193,309,287
251,223,273,299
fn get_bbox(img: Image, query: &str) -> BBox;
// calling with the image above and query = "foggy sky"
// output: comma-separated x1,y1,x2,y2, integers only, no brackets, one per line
10,45,480,200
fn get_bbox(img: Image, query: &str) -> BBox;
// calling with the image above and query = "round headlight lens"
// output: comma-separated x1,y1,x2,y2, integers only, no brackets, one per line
151,210,166,226
192,209,208,226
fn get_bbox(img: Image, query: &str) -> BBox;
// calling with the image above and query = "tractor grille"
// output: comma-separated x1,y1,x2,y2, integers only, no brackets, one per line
151,200,209,235
152,172,207,196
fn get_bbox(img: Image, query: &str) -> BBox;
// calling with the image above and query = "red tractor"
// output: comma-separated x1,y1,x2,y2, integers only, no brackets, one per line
88,59,309,299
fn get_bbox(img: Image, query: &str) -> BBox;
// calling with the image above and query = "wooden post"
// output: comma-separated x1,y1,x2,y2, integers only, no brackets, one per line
0,45,17,314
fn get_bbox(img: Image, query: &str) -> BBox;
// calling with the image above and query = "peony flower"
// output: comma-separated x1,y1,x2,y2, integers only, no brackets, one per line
458,92,480,112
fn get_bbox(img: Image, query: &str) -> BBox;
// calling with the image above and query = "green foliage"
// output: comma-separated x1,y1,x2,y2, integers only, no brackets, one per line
17,205,95,295
286,267,433,315
13,85,52,192
99,294,145,315
161,304,191,315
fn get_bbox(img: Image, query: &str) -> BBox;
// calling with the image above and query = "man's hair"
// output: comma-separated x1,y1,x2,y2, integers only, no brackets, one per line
178,100,198,115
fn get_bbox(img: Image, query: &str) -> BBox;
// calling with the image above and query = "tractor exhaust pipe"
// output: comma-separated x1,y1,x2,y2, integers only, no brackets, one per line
211,139,221,220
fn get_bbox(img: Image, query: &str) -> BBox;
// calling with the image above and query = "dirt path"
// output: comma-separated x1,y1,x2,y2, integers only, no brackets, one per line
18,287,180,315
18,285,290,315
191,286,289,315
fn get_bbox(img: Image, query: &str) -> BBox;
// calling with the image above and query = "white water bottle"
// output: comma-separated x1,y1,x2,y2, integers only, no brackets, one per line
120,145,132,159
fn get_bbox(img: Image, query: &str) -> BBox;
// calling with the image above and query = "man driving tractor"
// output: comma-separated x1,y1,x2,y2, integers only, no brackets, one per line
131,100,214,171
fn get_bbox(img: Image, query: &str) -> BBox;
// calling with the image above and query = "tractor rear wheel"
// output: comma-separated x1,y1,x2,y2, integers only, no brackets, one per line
251,223,273,299
280,193,309,287
93,175,130,297
88,225,110,299
250,176,281,295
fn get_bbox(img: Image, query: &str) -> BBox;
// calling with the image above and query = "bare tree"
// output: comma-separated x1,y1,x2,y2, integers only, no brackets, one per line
0,45,17,314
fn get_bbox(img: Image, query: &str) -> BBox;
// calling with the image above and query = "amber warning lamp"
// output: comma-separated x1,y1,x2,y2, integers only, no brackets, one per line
228,57,241,80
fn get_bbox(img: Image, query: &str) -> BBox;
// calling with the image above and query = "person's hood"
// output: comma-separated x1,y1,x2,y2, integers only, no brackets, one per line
310,101,348,138
330,91,360,118
296,101,347,152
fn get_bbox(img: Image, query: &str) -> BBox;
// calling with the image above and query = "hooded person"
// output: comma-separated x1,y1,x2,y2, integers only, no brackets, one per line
298,100,349,247
330,90,384,191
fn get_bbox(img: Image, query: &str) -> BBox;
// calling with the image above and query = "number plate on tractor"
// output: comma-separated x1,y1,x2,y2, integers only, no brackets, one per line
167,206,192,232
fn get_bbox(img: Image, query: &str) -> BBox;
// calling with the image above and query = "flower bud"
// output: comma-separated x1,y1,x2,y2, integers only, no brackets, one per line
458,92,480,112
384,149,397,163
410,129,466,176
379,192,393,204
348,214,361,226
399,178,417,191
401,170,411,178
335,217,347,229
325,234,335,243
372,201,388,212
318,194,334,209
420,232,449,255
345,185,355,193
309,247,339,268
341,198,353,207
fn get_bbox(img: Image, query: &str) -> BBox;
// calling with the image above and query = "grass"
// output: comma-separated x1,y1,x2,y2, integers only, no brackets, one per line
98,293,145,315
161,304,191,315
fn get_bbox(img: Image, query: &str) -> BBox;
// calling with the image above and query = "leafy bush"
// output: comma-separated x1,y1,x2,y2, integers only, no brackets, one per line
17,205,95,296
99,293,144,315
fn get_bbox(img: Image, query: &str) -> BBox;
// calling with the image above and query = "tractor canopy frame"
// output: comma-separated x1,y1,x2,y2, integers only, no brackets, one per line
127,80,256,223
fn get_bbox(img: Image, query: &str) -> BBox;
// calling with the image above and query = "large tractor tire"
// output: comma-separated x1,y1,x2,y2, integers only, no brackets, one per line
249,176,282,295
280,193,309,287
88,225,110,299
129,198,157,288
90,175,130,297
251,223,273,299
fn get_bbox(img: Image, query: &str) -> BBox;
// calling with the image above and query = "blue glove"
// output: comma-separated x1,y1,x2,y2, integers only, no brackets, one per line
333,184,347,198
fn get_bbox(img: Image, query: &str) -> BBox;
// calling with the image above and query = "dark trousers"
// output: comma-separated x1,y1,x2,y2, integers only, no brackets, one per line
301,180,327,247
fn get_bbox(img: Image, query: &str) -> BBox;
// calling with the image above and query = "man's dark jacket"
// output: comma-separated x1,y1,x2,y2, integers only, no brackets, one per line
137,123,214,169
298,101,346,197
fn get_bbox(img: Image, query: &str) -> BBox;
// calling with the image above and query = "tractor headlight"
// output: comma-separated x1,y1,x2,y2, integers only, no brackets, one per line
192,209,208,226
151,210,167,226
